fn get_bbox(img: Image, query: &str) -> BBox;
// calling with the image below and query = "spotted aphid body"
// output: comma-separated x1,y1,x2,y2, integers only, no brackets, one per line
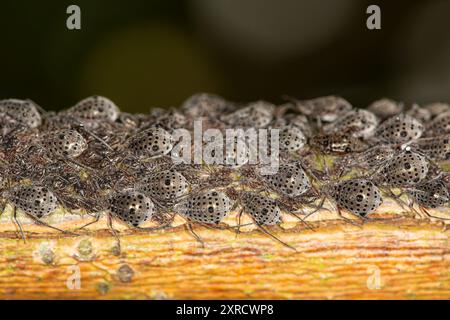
109,190,154,227
7,186,58,218
367,98,403,120
293,96,353,123
342,145,395,171
423,102,450,119
323,109,378,139
0,99,42,128
127,127,173,158
221,101,274,128
174,190,233,224
66,96,120,122
309,133,367,155
281,113,313,137
136,170,189,202
262,163,311,197
412,135,450,161
406,104,431,123
408,181,449,209
181,93,232,118
241,192,282,225
42,129,88,158
279,126,307,152
374,151,429,187
327,178,383,217
375,114,423,144
425,111,450,136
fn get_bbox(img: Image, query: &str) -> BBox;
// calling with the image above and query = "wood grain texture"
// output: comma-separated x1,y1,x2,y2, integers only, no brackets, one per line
0,205,449,300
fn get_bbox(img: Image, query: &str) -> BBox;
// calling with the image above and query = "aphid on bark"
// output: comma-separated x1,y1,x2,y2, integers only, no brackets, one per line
425,111,450,136
127,127,173,158
367,98,403,120
135,169,189,204
174,190,233,225
309,133,367,155
0,99,42,133
221,101,274,128
2,185,71,240
109,190,154,227
288,95,352,125
262,163,311,198
279,126,307,152
407,180,450,222
411,135,450,161
181,93,232,118
337,145,396,176
406,104,431,123
235,191,312,250
408,180,449,209
41,129,88,159
375,114,423,144
64,95,120,123
373,150,429,187
323,109,379,139
323,178,383,223
423,102,450,119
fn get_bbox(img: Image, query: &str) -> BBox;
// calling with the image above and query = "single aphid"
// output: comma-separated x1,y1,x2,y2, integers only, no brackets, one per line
240,191,282,225
2,185,70,240
262,163,311,198
174,190,233,224
181,93,232,118
411,135,450,161
41,129,88,158
221,101,274,128
65,95,120,122
425,110,450,136
423,102,450,118
322,109,378,139
7,185,59,219
339,145,396,173
408,180,449,209
373,150,429,187
0,98,42,129
367,98,403,120
375,114,423,144
290,95,352,123
279,125,307,152
325,178,383,218
406,104,431,123
310,133,367,155
136,169,189,202
127,127,173,158
109,190,154,227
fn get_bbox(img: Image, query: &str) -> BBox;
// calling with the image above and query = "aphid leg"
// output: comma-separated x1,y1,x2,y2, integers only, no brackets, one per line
336,206,363,227
185,222,205,248
12,205,26,243
284,209,315,231
300,195,329,221
77,212,101,230
235,207,244,237
254,222,297,251
383,187,413,216
419,206,450,221
107,213,121,254
24,213,78,236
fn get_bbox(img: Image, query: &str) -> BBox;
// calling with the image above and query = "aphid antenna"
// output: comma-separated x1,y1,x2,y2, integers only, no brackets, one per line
107,213,121,254
185,222,205,248
253,222,297,251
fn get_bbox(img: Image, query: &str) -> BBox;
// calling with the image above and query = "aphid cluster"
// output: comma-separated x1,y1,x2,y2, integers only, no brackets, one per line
0,94,448,251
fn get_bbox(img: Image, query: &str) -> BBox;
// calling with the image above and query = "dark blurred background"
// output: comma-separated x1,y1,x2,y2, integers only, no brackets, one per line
0,0,449,113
